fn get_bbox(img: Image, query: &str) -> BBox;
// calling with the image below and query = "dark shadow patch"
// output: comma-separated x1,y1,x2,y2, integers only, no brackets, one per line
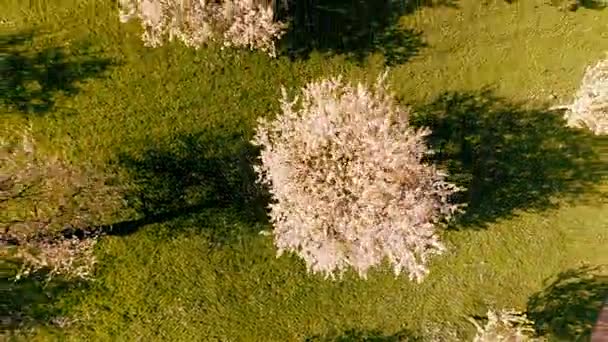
0,260,81,336
411,89,604,228
305,328,424,341
278,0,456,65
527,266,608,340
109,130,270,243
548,0,607,11
576,0,608,9
0,30,116,115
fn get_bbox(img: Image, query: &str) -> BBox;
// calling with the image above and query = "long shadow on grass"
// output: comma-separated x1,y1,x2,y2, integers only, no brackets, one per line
0,30,115,114
279,0,456,65
305,328,423,341
107,130,270,242
527,266,608,340
0,261,79,335
411,89,604,228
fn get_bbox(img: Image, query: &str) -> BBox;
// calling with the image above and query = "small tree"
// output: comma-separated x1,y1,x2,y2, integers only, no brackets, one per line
555,55,608,135
470,309,541,342
1,127,123,280
119,0,287,57
252,73,461,282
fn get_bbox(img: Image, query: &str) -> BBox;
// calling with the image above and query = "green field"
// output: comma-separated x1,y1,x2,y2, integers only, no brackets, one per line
2,0,608,340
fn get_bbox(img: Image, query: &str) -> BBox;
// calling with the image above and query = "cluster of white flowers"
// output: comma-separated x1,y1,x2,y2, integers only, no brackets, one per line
119,0,287,57
253,73,461,282
470,309,540,342
556,55,608,135
14,236,98,281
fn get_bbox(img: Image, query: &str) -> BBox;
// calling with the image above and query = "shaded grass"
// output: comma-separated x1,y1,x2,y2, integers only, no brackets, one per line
107,130,270,243
527,266,608,341
117,130,266,224
304,328,423,341
0,31,116,115
546,0,608,11
412,89,603,227
0,0,607,340
280,0,433,65
0,261,83,338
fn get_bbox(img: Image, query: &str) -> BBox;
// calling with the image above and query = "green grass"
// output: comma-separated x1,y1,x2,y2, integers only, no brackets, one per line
2,0,608,340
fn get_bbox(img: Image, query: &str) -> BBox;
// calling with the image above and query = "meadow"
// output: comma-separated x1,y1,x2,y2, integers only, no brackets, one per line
1,0,608,340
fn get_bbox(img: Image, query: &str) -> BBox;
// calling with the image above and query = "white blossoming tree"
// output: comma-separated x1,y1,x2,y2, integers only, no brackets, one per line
1,127,123,280
252,73,462,282
555,55,608,135
119,0,287,57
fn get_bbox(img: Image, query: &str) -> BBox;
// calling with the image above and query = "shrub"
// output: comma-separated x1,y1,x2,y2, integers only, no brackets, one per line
1,127,123,280
252,73,461,282
119,0,287,57
555,55,608,135
470,309,541,342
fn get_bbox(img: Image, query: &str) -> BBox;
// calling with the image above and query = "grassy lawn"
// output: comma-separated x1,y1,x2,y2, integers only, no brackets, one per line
2,0,608,340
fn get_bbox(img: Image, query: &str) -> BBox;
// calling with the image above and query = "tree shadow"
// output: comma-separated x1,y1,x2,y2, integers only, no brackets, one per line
545,0,607,10
527,266,608,340
0,260,79,336
109,130,270,242
0,30,115,115
279,0,456,65
411,89,604,228
576,0,608,9
305,328,423,341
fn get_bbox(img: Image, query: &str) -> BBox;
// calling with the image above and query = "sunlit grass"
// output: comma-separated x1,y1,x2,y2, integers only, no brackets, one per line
2,0,607,340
